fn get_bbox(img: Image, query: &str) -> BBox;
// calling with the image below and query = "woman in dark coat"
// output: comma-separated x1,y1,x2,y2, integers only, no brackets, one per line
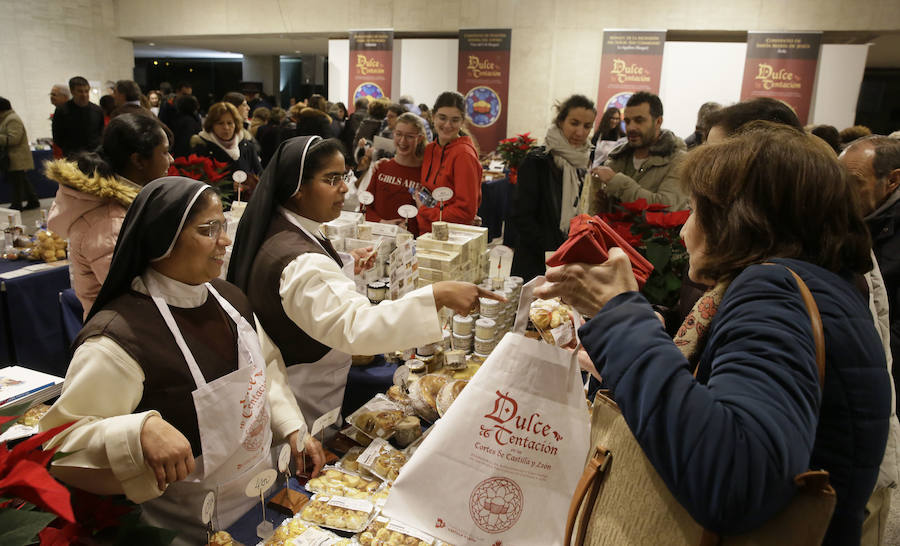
537,122,890,545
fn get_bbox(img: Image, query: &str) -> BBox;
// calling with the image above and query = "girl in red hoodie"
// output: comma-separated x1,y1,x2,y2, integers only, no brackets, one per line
417,91,482,233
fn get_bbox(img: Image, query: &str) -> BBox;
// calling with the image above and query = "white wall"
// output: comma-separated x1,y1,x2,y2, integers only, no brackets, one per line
329,38,459,109
327,40,349,105
0,0,134,141
809,44,871,130
397,39,459,109
658,42,747,139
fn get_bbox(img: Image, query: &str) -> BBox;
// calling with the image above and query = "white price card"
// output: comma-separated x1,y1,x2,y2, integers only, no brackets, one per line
278,444,292,473
244,469,278,497
387,520,436,544
201,491,215,524
232,170,247,183
326,495,375,514
432,187,454,202
397,204,418,219
311,406,341,436
358,190,374,206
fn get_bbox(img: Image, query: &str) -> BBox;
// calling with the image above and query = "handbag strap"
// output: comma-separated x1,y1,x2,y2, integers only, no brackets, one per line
565,445,611,545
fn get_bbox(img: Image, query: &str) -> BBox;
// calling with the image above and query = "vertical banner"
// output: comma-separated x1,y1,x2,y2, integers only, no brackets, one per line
595,30,666,128
457,28,512,154
740,32,821,124
348,29,393,112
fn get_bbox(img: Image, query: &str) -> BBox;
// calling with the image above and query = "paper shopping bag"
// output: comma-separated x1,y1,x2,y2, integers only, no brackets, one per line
383,277,590,545
545,214,653,287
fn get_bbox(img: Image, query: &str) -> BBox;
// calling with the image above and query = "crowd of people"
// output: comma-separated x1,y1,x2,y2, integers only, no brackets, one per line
0,71,899,545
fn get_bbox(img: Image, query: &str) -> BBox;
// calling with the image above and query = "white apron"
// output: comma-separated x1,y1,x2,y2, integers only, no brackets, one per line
140,276,274,545
280,209,355,434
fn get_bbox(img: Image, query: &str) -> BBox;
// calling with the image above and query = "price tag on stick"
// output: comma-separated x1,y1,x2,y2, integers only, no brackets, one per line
202,491,215,542
245,469,277,540
358,190,374,214
432,187,454,222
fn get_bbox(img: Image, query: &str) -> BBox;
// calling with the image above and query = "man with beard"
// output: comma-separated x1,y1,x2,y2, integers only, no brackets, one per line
588,91,688,212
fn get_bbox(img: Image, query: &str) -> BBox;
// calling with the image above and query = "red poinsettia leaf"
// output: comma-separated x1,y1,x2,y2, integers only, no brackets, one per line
0,459,74,522
620,199,650,213
0,416,18,427
646,203,671,212
39,521,82,546
8,422,74,465
68,488,135,531
646,210,691,228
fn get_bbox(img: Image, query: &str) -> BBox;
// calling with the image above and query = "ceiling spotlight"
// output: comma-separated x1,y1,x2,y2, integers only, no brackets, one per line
153,61,158,65
189,68,194,72
148,42,155,46
295,50,301,54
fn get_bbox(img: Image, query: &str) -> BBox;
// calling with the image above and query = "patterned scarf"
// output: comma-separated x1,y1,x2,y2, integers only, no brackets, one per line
673,280,730,372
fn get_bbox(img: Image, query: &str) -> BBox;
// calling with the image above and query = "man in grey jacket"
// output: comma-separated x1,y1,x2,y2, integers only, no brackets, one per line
587,91,689,212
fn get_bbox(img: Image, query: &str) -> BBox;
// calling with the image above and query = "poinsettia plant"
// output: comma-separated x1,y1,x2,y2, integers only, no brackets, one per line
0,404,177,545
496,132,537,183
597,199,691,307
167,154,231,184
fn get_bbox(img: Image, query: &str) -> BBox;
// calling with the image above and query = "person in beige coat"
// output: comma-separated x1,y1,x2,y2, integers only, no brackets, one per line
47,113,173,317
0,97,39,210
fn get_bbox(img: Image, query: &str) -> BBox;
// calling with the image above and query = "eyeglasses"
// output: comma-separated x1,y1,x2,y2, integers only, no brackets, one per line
435,114,463,125
321,172,352,186
196,219,229,240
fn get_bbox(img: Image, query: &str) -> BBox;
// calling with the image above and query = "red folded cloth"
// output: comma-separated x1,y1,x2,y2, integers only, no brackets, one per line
545,214,654,287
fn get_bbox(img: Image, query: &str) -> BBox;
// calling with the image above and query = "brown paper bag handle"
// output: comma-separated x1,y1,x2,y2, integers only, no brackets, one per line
565,445,610,545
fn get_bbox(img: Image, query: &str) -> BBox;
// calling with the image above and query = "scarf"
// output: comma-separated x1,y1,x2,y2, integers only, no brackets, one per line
672,280,730,372
544,124,590,234
87,177,211,321
199,130,240,161
227,136,322,291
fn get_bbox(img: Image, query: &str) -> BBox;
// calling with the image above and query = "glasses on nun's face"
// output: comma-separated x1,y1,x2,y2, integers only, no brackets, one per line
320,172,352,187
195,219,229,240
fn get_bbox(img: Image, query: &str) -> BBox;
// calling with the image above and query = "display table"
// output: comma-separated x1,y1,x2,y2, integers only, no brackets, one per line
0,259,71,376
0,150,59,202
478,175,512,242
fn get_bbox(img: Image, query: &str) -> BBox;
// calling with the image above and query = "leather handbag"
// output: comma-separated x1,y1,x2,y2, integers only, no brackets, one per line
564,267,836,545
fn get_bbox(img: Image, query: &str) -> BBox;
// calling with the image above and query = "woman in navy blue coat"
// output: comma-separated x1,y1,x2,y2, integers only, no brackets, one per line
536,122,890,545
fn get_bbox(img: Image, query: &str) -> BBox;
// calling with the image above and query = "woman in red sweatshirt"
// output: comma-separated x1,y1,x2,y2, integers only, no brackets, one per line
365,112,426,235
417,91,482,233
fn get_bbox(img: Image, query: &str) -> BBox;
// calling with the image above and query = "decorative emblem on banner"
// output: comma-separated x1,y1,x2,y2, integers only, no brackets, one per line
465,86,502,128
354,82,385,100
469,477,524,533
604,92,632,114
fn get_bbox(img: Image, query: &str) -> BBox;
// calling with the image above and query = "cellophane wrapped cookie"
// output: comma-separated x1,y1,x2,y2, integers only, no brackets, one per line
300,495,375,533
356,438,409,483
356,515,452,546
305,466,381,500
264,515,353,545
347,395,407,440
528,298,576,346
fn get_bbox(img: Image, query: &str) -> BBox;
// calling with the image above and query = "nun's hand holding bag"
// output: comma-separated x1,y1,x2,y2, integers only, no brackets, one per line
565,267,836,546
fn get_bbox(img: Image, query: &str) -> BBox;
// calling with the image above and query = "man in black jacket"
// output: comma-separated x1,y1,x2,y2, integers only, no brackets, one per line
841,135,900,408
51,76,104,157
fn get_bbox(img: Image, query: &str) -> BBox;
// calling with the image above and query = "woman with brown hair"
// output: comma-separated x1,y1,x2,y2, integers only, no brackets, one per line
538,122,890,544
189,101,261,206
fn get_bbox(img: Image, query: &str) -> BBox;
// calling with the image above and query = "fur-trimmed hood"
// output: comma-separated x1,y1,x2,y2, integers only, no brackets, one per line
45,160,140,238
44,160,139,207
607,129,685,161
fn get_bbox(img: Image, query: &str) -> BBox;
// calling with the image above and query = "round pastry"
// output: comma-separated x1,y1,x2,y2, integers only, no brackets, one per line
436,379,469,417
393,415,422,447
409,374,448,421
208,531,233,545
